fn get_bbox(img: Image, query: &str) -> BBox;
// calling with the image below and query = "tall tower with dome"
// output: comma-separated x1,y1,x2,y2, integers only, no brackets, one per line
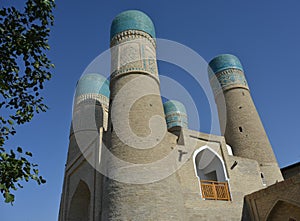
58,10,293,221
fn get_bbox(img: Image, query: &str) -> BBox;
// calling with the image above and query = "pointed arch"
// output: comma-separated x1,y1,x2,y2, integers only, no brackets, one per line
68,180,91,221
267,200,300,220
193,146,231,201
193,146,229,181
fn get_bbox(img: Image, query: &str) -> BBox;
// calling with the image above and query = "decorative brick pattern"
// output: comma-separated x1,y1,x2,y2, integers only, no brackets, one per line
110,30,158,81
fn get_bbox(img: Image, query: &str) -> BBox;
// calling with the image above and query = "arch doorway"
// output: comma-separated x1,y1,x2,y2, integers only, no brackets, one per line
193,146,231,201
267,200,300,221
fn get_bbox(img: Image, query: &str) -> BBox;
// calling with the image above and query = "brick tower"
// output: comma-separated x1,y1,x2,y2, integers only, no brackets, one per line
101,10,184,220
58,73,110,221
208,54,283,186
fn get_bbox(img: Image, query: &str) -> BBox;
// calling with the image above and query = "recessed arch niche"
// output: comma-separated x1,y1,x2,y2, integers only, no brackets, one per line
68,180,91,221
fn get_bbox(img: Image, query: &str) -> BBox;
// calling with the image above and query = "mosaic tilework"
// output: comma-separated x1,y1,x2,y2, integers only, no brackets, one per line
75,93,109,108
75,73,110,98
208,54,243,78
208,54,249,94
110,30,158,81
210,68,249,94
163,100,188,129
110,10,155,40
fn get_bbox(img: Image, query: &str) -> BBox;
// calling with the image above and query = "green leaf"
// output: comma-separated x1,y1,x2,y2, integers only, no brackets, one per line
4,192,15,203
0,184,5,190
25,151,32,157
0,0,54,204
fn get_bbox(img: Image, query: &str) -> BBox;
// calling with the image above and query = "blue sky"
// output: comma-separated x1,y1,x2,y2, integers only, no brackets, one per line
1,0,300,220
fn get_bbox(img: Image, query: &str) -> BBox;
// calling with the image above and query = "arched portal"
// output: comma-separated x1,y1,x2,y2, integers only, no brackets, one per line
68,180,91,221
267,200,300,221
193,146,231,201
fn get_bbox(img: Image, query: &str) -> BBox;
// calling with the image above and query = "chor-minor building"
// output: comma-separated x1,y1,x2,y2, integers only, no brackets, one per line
58,10,300,221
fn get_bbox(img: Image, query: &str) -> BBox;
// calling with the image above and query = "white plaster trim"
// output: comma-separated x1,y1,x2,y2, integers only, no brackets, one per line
192,145,230,199
226,144,233,156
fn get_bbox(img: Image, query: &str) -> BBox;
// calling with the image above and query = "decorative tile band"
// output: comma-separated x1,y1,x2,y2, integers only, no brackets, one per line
163,100,188,129
75,93,109,108
210,68,249,95
71,93,109,135
208,54,244,78
110,30,158,81
165,112,188,129
110,30,155,48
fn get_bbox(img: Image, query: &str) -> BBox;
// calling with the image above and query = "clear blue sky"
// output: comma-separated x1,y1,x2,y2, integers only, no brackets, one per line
1,0,300,220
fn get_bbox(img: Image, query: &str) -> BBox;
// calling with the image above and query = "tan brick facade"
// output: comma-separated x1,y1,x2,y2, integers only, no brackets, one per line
58,10,293,221
244,174,300,221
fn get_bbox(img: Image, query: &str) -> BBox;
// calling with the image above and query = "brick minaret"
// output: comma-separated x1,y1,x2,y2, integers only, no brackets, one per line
102,10,184,220
208,54,283,186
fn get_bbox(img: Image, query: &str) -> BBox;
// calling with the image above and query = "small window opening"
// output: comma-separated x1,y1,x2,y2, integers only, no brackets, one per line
261,172,266,186
239,127,243,132
242,92,245,96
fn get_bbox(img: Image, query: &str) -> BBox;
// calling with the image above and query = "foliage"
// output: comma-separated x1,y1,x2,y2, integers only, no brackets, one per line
0,0,55,203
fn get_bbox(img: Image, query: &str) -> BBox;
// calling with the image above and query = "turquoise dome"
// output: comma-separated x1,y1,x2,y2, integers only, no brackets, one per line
110,10,155,39
163,100,188,129
75,73,110,98
208,54,243,78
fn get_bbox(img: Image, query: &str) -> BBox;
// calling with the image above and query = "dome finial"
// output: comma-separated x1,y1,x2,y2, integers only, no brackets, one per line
163,100,188,130
110,10,155,40
75,73,110,98
208,54,243,78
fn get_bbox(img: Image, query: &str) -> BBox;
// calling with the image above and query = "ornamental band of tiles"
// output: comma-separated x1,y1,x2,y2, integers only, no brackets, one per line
58,10,287,221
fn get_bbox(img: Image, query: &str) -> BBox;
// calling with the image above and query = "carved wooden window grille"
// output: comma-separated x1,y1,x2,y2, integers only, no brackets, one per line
200,180,231,201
